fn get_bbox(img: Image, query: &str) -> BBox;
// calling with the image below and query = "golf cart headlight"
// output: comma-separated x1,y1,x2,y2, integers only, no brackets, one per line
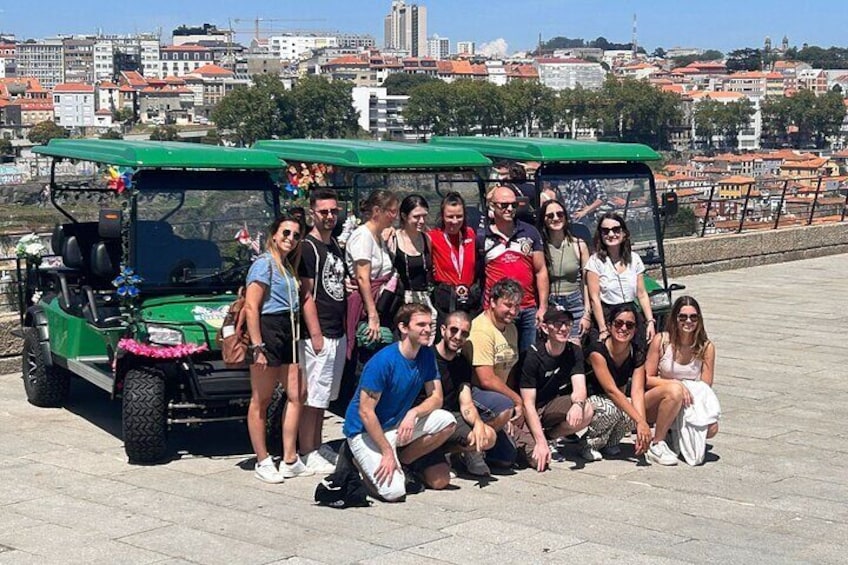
147,325,184,346
650,292,671,310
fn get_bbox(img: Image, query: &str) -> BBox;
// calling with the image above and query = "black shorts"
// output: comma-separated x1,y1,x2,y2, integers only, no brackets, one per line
257,312,299,367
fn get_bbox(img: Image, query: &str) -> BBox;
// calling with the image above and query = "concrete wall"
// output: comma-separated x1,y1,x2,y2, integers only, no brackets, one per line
658,222,848,278
1,222,847,375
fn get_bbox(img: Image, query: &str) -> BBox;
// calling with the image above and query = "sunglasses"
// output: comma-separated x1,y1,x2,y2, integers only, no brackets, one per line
600,226,623,236
281,229,301,241
612,319,637,330
447,326,470,339
315,208,340,217
494,202,517,211
677,313,700,322
545,211,565,220
548,320,573,330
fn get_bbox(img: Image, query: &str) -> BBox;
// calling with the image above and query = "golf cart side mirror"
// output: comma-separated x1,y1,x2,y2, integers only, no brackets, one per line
663,191,679,217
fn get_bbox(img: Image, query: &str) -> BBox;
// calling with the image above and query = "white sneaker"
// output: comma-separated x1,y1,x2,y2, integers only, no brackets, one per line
303,450,336,474
580,445,602,462
646,441,679,466
281,456,315,478
254,458,285,484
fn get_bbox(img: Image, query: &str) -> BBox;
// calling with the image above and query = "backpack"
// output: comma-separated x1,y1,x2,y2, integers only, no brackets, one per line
313,443,371,509
216,286,249,367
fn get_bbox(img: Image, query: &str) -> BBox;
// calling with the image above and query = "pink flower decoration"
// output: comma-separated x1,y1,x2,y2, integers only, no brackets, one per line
118,338,209,359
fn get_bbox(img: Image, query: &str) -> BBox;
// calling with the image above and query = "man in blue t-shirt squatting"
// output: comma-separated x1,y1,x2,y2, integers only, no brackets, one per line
343,303,457,502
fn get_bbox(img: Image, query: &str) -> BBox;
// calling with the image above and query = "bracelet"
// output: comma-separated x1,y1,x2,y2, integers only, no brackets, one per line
647,319,656,325
573,399,586,407
248,342,266,351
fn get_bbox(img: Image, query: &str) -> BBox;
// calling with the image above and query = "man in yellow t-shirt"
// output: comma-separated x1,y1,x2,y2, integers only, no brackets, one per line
463,278,524,467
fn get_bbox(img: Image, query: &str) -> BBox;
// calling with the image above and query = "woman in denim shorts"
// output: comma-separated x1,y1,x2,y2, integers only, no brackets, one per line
537,199,591,344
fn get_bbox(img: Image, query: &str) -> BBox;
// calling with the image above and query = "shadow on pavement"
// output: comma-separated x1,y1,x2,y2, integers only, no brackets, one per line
62,376,253,464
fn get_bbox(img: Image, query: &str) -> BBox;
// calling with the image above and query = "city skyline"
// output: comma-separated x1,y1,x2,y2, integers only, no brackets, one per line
1,0,846,54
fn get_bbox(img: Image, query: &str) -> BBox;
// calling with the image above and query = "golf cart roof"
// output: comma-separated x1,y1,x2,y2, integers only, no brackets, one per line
253,139,492,170
33,139,285,170
429,136,662,163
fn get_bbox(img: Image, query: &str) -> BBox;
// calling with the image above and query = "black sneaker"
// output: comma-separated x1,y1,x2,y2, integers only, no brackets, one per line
404,469,426,495
460,451,491,477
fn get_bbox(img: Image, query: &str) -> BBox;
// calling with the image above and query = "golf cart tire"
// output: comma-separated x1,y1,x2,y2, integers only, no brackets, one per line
122,366,168,464
22,327,69,407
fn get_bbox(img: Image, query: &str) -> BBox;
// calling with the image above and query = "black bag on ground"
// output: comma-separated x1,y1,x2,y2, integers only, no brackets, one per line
313,442,370,509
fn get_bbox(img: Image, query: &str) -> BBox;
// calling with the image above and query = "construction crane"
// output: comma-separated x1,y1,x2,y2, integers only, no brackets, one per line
230,17,327,42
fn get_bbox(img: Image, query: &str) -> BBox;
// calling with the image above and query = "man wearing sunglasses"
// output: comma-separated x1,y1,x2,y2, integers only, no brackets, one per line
513,308,593,472
479,185,549,354
421,311,505,477
298,188,348,474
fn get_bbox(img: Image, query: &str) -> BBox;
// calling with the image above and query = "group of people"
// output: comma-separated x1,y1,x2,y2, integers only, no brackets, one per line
240,183,721,502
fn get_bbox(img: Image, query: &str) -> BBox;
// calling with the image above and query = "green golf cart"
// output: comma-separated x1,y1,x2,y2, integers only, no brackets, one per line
429,136,683,328
20,139,285,463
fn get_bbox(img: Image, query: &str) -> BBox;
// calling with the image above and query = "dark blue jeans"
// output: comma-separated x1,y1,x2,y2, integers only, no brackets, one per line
515,306,538,353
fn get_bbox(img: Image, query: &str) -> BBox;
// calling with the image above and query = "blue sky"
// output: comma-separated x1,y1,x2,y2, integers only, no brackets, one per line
3,0,845,54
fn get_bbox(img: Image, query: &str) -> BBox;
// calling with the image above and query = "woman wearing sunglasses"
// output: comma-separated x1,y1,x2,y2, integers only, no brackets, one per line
585,212,655,345
581,303,652,461
643,296,720,465
537,199,591,345
244,214,311,483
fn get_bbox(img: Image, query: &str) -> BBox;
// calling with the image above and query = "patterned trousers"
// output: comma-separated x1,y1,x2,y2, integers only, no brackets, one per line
585,395,632,450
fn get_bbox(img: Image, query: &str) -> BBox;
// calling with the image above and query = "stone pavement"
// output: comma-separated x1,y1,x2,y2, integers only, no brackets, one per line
1,255,847,564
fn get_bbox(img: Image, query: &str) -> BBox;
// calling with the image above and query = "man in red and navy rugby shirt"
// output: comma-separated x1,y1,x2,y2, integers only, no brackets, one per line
478,185,549,353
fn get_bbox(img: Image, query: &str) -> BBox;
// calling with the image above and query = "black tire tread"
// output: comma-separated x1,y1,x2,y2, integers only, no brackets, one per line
21,327,69,407
122,366,168,463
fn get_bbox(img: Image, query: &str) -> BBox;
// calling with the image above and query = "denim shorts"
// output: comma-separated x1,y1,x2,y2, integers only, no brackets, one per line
471,387,514,420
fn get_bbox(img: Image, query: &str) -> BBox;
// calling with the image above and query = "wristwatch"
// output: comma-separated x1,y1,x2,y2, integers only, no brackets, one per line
248,342,266,352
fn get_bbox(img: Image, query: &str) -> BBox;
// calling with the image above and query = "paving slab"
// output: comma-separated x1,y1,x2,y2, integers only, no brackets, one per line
1,254,847,564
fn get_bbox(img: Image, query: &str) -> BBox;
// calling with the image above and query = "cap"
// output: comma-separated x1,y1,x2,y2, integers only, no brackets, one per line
543,307,574,325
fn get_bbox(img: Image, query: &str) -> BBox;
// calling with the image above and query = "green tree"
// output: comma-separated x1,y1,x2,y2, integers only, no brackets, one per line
292,75,360,138
99,129,123,140
149,125,179,141
666,206,698,238
701,49,724,61
211,74,297,146
28,120,68,145
651,47,667,59
382,73,439,95
502,80,557,136
597,77,683,149
405,80,453,137
557,85,600,135
112,107,135,126
726,48,763,72
760,95,793,147
452,80,506,135
807,90,847,148
693,98,722,148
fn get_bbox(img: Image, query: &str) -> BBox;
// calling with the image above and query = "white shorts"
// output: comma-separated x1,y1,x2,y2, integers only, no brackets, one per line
299,336,346,409
347,409,456,502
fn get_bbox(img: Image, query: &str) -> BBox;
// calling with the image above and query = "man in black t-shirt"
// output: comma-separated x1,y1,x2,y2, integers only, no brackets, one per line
298,188,348,474
513,307,594,472
426,311,497,476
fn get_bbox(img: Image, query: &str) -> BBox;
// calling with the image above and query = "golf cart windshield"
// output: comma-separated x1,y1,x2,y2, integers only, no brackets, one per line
134,186,276,289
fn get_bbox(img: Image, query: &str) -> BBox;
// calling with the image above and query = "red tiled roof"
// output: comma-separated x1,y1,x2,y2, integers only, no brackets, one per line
718,175,756,184
98,81,118,88
161,45,211,52
188,64,234,77
325,55,368,67
53,83,95,93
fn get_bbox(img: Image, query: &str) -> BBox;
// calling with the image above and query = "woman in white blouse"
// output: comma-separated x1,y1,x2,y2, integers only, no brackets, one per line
585,212,655,344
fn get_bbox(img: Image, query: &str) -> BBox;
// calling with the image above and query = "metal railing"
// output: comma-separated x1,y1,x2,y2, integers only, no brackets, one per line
658,175,848,238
